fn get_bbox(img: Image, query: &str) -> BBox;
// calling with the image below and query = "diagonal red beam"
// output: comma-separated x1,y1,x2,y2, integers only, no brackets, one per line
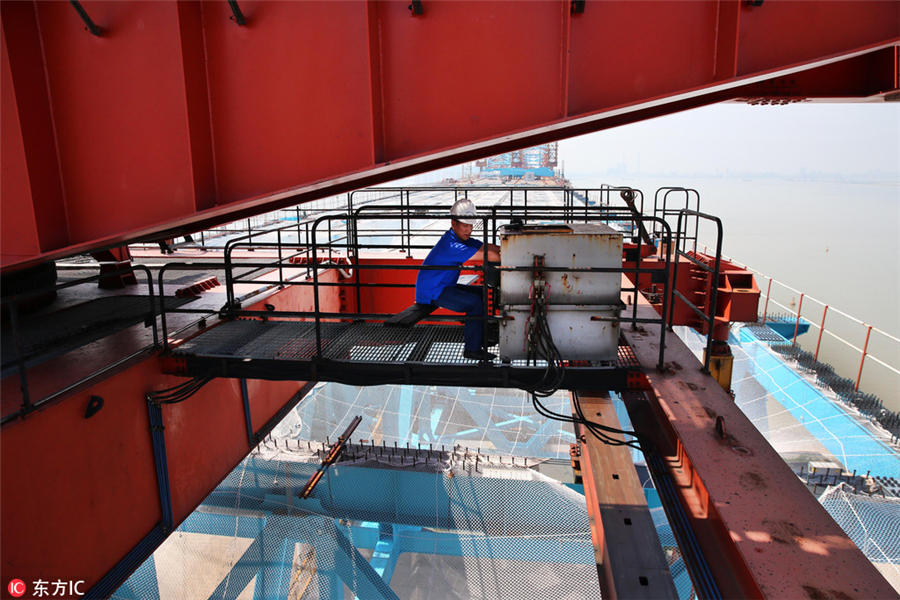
1,1,897,272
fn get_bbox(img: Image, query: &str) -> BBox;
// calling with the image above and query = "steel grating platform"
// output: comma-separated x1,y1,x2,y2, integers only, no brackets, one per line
169,318,643,390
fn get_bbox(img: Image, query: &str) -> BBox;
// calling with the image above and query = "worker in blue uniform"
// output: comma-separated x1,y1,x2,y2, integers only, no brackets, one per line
415,199,501,361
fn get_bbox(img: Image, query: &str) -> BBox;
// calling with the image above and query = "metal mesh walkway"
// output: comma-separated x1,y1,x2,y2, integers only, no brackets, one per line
170,319,641,390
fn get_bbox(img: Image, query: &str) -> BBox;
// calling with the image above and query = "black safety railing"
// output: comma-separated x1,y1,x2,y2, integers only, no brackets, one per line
652,187,701,246
156,198,681,376
0,263,158,425
667,209,724,373
1,186,730,419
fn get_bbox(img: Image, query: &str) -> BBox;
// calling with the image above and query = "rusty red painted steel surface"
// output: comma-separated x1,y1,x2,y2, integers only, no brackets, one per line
621,301,897,599
0,276,336,592
625,253,759,341
1,1,898,271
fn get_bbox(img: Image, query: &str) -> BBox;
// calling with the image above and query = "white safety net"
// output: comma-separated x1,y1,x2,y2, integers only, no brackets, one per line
112,383,605,600
818,485,900,593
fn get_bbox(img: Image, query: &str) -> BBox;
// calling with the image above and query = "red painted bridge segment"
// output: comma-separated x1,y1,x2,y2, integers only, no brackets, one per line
1,0,898,272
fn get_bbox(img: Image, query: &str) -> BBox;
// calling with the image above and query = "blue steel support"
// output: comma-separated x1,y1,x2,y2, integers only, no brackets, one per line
392,526,593,564
87,401,175,599
203,519,269,600
241,378,254,446
327,519,400,600
518,416,565,455
148,399,175,532
113,466,596,599
444,391,531,452
377,527,408,586
198,513,398,600
202,462,589,536
178,510,267,538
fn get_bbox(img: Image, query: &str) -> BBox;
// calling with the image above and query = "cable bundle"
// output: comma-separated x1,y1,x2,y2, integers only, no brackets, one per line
147,376,214,405
523,266,641,451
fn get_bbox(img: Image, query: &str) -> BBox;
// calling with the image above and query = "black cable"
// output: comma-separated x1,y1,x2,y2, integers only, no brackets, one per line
147,376,214,404
523,293,643,451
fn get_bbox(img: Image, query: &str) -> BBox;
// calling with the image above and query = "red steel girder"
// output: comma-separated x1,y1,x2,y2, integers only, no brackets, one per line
1,1,898,272
621,299,898,599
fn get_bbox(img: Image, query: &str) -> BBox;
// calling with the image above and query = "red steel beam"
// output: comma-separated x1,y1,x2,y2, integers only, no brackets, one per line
0,270,342,594
1,1,898,272
621,299,898,599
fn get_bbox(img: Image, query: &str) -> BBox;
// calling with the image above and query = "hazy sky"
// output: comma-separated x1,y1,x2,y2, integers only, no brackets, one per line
559,102,900,178
405,102,899,184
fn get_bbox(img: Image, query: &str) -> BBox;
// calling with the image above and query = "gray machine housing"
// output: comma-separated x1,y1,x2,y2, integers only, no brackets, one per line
498,223,623,361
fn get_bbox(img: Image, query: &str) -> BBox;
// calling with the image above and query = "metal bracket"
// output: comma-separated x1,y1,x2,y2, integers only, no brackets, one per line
69,1,102,37
409,1,424,16
571,0,586,14
228,0,247,26
84,395,104,419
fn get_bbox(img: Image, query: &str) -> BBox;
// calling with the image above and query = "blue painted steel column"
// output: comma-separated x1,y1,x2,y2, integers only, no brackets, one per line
241,379,255,446
87,401,174,599
148,399,174,531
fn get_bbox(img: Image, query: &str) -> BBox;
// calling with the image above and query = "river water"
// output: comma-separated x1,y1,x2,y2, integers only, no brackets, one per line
571,175,900,409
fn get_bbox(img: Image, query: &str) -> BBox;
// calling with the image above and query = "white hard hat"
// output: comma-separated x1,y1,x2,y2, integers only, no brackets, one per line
450,199,478,225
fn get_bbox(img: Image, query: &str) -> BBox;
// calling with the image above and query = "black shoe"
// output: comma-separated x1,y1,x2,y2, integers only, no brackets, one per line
464,349,496,361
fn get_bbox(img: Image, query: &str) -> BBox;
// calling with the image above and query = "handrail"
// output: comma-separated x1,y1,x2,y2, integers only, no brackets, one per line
187,205,677,371
693,243,898,437
0,263,158,424
695,242,900,384
653,187,701,244
668,210,723,374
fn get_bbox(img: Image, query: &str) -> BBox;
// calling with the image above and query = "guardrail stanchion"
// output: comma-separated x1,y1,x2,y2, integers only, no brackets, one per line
855,325,873,393
792,293,804,346
814,305,829,363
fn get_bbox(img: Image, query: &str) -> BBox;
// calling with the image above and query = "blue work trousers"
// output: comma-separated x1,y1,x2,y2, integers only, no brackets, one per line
434,284,485,352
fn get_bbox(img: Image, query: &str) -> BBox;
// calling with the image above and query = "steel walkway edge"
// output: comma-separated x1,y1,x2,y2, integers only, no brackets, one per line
166,318,641,390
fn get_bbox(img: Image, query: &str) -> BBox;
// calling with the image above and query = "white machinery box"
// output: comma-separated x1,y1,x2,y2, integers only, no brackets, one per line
498,223,623,361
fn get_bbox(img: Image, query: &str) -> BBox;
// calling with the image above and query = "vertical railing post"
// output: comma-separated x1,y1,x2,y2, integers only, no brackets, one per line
400,190,407,254
305,222,312,278
8,298,32,411
792,293,805,345
761,278,772,324
855,325,873,392
277,229,284,286
814,305,829,363
295,204,307,245
224,242,235,309
406,190,412,255
312,220,322,358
